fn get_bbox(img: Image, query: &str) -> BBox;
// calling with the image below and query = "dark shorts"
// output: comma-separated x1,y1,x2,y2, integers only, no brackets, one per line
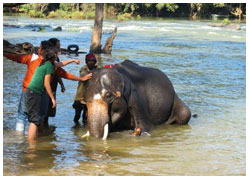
24,88,42,126
40,91,56,119
47,91,56,117
72,100,86,110
40,92,50,122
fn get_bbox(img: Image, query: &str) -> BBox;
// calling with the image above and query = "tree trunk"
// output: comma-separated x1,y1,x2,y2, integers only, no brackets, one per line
190,3,196,19
238,4,242,21
102,27,117,54
90,3,104,54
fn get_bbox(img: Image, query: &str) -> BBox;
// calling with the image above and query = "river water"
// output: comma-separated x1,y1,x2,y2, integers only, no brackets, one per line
3,16,246,175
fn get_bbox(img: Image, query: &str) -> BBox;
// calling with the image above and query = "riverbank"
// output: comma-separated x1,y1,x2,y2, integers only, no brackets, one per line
3,13,246,26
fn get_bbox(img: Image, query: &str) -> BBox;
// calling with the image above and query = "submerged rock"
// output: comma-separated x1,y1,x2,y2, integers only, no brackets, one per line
32,27,45,32
3,24,20,28
53,26,62,31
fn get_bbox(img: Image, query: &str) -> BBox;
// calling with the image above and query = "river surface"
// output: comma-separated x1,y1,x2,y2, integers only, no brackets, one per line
3,16,246,175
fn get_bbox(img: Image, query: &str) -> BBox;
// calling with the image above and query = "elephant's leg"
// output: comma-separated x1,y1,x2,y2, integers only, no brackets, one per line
166,94,191,125
128,88,153,135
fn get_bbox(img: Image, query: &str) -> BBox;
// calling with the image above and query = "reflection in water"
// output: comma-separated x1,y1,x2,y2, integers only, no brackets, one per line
3,16,245,175
72,125,111,162
4,130,61,176
82,139,111,161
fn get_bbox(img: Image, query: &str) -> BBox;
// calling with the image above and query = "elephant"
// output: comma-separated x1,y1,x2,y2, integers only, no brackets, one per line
82,60,191,139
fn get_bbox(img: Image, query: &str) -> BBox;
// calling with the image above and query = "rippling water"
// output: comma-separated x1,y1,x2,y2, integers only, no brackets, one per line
3,16,246,175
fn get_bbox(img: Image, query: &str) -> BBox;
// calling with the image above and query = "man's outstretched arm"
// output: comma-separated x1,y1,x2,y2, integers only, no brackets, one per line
3,53,32,64
55,67,92,81
55,59,80,68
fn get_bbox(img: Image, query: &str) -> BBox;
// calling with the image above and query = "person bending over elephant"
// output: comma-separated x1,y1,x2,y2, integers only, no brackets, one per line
72,53,101,125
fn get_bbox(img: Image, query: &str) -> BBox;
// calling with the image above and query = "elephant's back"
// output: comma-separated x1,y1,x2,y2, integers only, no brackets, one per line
117,60,175,124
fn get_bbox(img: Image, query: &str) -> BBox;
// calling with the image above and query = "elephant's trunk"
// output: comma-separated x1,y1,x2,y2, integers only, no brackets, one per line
86,100,109,139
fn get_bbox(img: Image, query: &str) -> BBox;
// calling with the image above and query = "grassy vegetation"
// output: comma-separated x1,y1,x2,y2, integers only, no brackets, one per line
29,10,45,18
222,18,231,24
47,10,95,19
47,10,70,18
18,3,96,19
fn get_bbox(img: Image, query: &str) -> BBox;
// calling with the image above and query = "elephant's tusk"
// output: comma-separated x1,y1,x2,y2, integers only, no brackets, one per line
102,124,109,140
81,131,90,138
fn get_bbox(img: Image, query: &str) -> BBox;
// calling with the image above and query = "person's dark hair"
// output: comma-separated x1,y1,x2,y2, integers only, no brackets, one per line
48,38,60,47
40,48,57,66
41,40,54,51
85,53,96,64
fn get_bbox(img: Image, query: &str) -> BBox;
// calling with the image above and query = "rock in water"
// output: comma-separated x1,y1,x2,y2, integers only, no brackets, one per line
53,26,62,31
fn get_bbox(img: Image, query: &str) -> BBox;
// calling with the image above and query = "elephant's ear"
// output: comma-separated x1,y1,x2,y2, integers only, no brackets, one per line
100,73,112,88
121,75,131,105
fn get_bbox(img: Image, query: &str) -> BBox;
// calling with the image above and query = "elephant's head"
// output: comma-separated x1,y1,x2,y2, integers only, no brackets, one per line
84,68,128,139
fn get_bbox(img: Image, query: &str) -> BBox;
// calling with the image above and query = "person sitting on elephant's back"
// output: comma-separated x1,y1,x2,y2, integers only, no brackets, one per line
73,53,101,125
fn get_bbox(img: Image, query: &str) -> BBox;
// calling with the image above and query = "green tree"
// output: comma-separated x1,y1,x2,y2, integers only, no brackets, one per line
155,3,179,17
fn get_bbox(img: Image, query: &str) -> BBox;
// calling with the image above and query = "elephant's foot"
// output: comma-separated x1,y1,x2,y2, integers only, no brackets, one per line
131,128,142,136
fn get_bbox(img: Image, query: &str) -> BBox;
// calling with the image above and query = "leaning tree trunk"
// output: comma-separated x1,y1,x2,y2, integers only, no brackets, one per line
102,27,117,54
90,3,104,54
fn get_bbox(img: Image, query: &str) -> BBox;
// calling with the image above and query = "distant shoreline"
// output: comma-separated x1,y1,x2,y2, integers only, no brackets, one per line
3,13,246,25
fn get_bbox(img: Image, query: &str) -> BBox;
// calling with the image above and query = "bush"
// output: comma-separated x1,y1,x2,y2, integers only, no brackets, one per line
222,18,231,25
57,10,70,18
29,10,45,18
47,11,59,18
71,11,85,19
59,3,72,12
117,13,127,21
19,4,33,13
85,11,95,19
123,13,132,18
47,10,71,19
117,13,133,21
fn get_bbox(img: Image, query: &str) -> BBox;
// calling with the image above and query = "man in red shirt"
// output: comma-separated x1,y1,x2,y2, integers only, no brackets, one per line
4,40,92,133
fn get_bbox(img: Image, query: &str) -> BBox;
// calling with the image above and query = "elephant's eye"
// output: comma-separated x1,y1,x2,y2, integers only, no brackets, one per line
105,92,112,99
104,92,114,103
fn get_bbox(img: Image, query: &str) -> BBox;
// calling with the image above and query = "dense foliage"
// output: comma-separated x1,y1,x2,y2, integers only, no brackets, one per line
3,3,246,20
